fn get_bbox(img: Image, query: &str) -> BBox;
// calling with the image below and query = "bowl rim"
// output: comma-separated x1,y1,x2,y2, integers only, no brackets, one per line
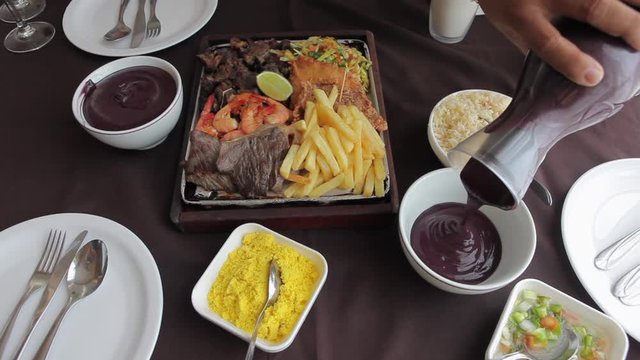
484,278,629,360
190,222,328,353
72,55,183,136
398,168,536,292
427,88,512,167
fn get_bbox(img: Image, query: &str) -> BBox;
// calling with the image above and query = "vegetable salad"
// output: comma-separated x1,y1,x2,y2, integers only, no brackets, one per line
277,36,372,90
501,289,607,360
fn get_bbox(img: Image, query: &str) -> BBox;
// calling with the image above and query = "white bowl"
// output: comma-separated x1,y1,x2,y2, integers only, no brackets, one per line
191,223,328,353
72,56,183,150
427,89,511,167
485,278,629,360
398,168,536,294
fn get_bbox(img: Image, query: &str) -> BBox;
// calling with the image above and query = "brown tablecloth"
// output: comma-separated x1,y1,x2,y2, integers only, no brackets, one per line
1,0,639,359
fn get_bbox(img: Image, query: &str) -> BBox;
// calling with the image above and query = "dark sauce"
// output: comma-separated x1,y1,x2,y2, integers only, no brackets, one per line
82,66,176,131
410,199,501,284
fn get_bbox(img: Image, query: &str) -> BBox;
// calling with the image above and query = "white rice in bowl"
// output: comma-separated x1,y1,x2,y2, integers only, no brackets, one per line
431,90,512,152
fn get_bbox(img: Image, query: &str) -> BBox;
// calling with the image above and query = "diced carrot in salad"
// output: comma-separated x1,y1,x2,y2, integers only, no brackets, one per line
499,289,607,360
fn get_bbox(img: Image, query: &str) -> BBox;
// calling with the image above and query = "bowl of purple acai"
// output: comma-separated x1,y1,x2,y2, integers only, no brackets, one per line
72,56,183,150
398,167,536,294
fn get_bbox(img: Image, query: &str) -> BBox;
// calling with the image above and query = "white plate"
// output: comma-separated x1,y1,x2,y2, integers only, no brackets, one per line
0,213,163,360
62,0,218,57
562,158,640,342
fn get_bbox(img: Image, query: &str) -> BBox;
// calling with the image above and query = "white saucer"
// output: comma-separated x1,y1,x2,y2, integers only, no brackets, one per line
62,0,218,57
0,213,163,359
562,158,640,342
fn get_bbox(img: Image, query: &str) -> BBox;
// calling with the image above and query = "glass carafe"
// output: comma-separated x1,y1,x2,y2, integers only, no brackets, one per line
448,17,640,210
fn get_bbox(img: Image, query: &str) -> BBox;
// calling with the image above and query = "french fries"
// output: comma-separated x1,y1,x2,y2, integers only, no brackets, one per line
279,88,388,198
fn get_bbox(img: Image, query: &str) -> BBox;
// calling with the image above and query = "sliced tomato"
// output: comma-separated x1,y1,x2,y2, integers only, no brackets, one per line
540,315,560,331
524,335,537,349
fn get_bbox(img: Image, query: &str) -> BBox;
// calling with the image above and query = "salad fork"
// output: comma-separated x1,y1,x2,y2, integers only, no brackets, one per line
146,0,160,38
0,229,65,356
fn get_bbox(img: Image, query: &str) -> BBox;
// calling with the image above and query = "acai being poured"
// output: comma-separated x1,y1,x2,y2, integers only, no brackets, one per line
450,17,640,210
411,17,640,285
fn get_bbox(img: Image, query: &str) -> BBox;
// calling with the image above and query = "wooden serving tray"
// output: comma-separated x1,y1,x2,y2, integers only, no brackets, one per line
169,30,399,232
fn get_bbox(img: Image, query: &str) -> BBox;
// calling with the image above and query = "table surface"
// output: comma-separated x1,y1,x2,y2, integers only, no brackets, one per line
1,0,639,359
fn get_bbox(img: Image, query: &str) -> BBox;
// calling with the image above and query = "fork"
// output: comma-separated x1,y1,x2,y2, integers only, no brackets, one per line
146,0,160,38
0,230,65,357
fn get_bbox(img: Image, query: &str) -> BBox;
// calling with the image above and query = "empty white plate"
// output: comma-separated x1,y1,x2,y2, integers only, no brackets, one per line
562,158,640,342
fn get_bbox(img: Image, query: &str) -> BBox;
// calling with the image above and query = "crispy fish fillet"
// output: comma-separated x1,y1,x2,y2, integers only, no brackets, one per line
290,56,387,131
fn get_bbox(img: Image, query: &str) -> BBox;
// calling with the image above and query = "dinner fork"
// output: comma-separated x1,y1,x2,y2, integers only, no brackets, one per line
0,230,65,357
146,0,160,38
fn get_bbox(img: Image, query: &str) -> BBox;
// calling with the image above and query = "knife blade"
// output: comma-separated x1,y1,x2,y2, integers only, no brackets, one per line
12,230,88,360
130,0,147,48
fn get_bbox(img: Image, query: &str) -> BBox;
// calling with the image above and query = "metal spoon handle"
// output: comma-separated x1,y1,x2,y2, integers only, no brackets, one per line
117,0,129,20
595,227,640,270
32,297,75,360
245,304,268,360
489,353,534,360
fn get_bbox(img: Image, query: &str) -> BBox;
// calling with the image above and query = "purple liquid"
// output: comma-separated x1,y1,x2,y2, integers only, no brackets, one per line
83,66,176,131
410,200,501,284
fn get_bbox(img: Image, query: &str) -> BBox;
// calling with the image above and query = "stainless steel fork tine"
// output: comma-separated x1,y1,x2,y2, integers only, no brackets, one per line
47,232,65,273
37,230,55,271
43,230,64,272
43,230,62,271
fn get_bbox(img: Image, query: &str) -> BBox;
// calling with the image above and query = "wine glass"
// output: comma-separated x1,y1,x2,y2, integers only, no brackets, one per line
3,0,54,53
0,0,45,23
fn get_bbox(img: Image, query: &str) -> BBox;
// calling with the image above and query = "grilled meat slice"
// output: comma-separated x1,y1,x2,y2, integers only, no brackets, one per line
216,125,290,198
184,130,236,193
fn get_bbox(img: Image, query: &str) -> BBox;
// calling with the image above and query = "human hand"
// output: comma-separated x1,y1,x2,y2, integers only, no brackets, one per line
477,0,640,86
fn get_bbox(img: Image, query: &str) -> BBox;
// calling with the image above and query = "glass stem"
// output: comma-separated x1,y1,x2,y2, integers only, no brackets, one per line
3,0,34,38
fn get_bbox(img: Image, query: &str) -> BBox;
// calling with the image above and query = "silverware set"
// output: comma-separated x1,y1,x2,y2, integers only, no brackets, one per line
104,0,161,48
0,230,108,360
595,226,640,306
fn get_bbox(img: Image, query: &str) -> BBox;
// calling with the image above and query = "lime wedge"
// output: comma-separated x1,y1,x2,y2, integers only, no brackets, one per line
256,71,293,101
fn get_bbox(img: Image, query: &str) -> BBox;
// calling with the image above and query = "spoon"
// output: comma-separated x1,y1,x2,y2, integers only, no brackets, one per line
103,0,131,41
245,260,281,360
32,239,108,360
494,323,580,360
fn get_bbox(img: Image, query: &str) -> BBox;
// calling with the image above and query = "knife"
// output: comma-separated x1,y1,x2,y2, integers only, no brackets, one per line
11,230,88,360
130,0,147,48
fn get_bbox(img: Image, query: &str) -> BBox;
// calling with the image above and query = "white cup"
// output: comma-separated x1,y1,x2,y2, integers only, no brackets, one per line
429,0,479,44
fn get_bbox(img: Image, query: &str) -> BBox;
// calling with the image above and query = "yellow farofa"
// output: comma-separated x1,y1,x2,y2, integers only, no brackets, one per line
208,232,319,342
432,91,511,152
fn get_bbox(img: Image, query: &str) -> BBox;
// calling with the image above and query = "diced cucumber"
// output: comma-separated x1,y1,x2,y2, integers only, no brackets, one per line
574,326,588,338
522,289,538,301
581,345,593,358
550,303,563,314
534,305,548,318
583,334,593,347
511,311,527,323
531,327,547,341
538,296,551,306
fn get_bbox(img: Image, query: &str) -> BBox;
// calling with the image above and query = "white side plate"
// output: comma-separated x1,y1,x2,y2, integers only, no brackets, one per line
63,0,218,57
561,158,640,342
0,213,163,360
